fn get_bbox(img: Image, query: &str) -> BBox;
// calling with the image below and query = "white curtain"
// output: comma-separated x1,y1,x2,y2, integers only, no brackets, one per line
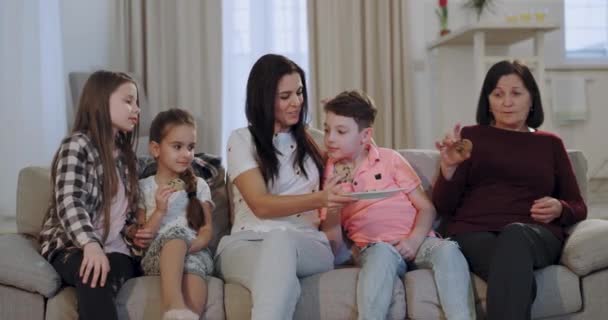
0,0,67,222
114,0,223,155
221,0,310,158
307,0,412,148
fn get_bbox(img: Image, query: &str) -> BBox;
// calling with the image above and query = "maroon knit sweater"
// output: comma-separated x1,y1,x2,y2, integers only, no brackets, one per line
432,125,587,241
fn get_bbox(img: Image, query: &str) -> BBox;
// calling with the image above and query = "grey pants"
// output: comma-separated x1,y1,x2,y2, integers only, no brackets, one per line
216,230,334,320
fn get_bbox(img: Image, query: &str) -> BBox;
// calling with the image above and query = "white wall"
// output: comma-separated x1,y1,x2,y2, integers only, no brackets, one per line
0,0,120,219
60,0,125,121
407,0,608,178
0,0,66,218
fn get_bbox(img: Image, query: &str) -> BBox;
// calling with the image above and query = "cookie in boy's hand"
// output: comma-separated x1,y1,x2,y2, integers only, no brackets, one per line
334,163,354,184
167,178,186,191
454,139,473,155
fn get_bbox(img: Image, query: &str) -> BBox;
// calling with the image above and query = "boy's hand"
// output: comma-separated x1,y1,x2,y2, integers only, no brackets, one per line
392,237,423,261
154,185,174,214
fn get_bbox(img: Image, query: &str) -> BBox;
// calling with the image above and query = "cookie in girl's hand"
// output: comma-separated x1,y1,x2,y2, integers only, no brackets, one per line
167,178,186,191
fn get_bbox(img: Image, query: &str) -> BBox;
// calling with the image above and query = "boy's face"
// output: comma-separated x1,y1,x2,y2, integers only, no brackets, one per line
324,111,372,161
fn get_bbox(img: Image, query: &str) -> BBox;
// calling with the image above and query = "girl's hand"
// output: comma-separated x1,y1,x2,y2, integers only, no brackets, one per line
530,196,563,224
435,124,472,168
154,185,174,214
323,175,356,208
80,242,110,288
133,227,156,248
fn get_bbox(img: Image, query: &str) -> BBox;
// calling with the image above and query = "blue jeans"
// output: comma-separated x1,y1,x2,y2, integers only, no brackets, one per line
356,237,476,320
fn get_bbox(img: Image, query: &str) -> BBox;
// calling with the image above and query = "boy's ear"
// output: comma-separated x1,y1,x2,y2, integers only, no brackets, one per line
149,141,160,159
361,127,374,145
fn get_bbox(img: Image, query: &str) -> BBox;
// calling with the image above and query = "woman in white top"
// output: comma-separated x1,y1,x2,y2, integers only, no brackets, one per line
216,54,353,320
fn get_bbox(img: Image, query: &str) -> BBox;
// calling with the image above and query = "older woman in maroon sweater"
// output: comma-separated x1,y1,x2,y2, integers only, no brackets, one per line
433,60,587,320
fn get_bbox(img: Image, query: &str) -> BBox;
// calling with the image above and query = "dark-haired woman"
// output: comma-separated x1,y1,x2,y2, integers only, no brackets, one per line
215,54,354,320
433,60,587,320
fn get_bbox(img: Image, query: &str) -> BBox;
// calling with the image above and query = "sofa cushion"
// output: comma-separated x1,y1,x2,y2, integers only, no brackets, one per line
117,275,225,320
399,150,440,195
561,219,608,276
531,265,582,318
45,287,77,320
0,234,60,297
567,150,588,202
404,266,581,319
16,166,51,236
224,268,406,320
0,285,45,320
404,269,487,320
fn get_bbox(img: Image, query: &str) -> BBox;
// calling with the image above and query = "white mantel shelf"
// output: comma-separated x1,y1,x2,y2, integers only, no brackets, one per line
427,22,560,50
427,21,561,100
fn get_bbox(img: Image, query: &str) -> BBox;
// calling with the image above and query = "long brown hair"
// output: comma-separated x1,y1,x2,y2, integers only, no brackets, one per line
149,108,205,230
245,54,324,184
48,71,140,241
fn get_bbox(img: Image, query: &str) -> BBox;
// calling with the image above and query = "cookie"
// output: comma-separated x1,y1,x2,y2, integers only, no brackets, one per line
334,163,354,184
167,178,186,191
455,139,473,155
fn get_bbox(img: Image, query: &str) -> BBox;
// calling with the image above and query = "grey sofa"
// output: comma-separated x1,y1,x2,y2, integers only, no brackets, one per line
1,150,607,320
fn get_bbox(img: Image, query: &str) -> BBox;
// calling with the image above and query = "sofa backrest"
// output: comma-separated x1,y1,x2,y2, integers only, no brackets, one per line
15,150,588,239
16,166,51,237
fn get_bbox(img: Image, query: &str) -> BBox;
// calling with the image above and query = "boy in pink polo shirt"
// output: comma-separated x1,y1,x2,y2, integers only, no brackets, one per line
322,91,475,320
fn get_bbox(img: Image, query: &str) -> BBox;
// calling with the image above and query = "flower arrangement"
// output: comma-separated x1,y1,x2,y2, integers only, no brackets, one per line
464,0,494,21
435,0,450,36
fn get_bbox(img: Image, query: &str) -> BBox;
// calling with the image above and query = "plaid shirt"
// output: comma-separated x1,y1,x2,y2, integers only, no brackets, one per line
40,132,141,261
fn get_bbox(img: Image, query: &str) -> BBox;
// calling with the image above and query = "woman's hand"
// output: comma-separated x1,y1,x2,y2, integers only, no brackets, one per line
323,175,356,208
154,185,174,214
530,196,563,223
435,124,472,180
80,242,110,288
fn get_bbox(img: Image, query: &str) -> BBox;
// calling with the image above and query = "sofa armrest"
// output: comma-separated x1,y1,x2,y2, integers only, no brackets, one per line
560,219,608,276
0,234,61,297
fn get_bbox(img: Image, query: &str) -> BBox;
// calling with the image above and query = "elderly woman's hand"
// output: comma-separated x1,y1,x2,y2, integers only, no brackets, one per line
435,124,472,180
530,196,563,223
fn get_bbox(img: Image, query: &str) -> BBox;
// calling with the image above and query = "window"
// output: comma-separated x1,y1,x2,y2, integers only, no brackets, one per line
221,0,309,161
564,0,608,59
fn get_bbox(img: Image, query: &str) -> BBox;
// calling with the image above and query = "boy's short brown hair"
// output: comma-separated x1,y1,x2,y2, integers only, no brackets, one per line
324,90,377,130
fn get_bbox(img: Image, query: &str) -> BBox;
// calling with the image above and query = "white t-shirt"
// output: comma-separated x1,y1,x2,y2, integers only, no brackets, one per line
138,176,214,234
226,127,322,233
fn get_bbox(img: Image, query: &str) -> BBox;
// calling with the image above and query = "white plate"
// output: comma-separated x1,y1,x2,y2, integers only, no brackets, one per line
347,188,407,200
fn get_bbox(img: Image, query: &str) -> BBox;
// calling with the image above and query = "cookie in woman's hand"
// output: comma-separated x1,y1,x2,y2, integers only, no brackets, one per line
454,139,473,155
167,178,186,191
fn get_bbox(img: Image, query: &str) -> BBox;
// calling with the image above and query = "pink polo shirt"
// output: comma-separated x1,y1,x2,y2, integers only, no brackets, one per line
324,145,433,247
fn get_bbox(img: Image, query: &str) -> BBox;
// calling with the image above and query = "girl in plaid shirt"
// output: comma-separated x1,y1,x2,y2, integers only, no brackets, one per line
40,71,150,320
136,109,214,320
